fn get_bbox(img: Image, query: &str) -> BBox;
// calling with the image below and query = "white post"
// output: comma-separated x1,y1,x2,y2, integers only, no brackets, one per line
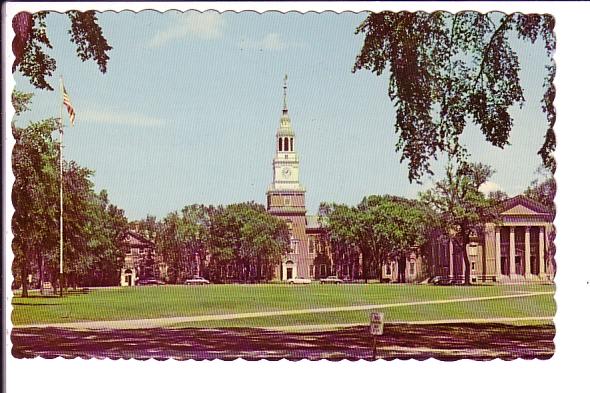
448,239,454,278
509,227,516,279
525,226,531,279
539,226,546,278
495,227,502,279
59,77,64,297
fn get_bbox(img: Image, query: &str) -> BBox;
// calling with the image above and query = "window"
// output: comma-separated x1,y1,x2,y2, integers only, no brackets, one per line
251,265,257,277
409,262,415,275
386,263,391,275
284,137,289,151
309,266,314,277
290,239,299,254
290,138,294,151
278,138,282,151
286,221,293,231
471,262,476,271
126,248,132,255
284,196,292,206
320,265,326,276
468,245,478,257
308,238,315,254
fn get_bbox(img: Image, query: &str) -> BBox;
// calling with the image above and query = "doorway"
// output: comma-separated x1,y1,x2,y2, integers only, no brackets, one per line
515,256,524,275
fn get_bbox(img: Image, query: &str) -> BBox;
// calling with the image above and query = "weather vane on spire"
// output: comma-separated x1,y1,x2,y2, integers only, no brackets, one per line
283,74,288,111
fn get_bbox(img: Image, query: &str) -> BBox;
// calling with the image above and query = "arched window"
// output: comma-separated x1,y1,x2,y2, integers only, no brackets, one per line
290,138,293,151
278,138,282,151
284,137,289,151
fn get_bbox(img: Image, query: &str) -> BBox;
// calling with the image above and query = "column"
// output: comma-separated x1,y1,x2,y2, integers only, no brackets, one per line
449,240,454,278
509,227,516,279
525,226,531,279
495,227,502,279
539,226,546,277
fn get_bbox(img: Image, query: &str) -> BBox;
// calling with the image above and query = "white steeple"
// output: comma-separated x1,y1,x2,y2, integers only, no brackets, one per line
269,75,304,192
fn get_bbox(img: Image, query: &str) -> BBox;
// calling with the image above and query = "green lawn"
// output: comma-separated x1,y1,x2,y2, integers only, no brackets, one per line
11,283,555,327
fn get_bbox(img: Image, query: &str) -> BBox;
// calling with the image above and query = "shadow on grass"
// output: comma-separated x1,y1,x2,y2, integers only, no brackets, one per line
11,323,555,361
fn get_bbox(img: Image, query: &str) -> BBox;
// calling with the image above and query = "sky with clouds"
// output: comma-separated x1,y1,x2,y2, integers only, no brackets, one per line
13,11,553,220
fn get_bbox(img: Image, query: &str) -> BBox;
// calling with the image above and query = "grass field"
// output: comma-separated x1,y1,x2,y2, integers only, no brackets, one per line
11,283,555,328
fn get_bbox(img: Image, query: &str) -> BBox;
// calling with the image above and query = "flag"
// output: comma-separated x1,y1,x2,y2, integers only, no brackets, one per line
61,79,76,127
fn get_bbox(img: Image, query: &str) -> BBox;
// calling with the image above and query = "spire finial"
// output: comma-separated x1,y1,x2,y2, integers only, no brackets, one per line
283,74,288,112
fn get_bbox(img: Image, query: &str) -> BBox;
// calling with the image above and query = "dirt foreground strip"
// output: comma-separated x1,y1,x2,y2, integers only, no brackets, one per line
16,291,554,330
11,323,555,360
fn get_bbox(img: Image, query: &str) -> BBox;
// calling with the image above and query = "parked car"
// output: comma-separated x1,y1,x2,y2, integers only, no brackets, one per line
185,277,210,285
320,276,343,284
136,278,165,286
286,276,312,285
429,276,452,286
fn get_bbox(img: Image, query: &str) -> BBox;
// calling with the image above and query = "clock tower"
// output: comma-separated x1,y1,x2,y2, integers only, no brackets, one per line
267,75,309,280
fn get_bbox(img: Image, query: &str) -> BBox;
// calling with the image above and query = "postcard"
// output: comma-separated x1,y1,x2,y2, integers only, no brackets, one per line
4,2,587,393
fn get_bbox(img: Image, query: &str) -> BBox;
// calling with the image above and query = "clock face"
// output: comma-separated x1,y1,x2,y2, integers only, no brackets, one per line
282,167,291,177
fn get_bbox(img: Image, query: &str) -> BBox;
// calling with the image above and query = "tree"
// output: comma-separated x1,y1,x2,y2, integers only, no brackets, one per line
524,166,556,216
321,196,432,282
353,11,556,181
318,203,361,279
206,203,290,282
11,92,60,296
81,190,128,286
12,91,129,292
155,205,212,283
420,161,499,285
12,11,112,90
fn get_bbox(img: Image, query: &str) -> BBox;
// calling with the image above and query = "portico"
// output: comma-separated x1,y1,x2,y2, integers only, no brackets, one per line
493,196,553,283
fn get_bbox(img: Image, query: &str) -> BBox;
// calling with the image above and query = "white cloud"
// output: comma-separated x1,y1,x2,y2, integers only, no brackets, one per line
241,33,287,51
148,12,224,48
479,181,502,195
80,109,165,128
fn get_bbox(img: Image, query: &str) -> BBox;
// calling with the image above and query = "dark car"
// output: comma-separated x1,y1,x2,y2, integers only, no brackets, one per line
136,278,165,286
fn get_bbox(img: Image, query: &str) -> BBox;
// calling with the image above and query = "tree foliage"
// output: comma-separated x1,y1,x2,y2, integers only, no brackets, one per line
353,11,556,181
206,202,290,282
524,167,556,216
12,11,112,90
419,161,499,284
320,195,432,282
11,91,127,294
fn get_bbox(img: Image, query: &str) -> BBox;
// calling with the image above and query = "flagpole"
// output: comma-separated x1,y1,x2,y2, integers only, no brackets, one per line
59,76,64,297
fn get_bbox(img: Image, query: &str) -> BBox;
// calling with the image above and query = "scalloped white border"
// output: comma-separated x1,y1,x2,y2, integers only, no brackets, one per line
3,2,589,393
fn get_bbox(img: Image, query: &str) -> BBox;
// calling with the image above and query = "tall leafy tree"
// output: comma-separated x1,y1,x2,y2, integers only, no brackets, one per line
207,203,290,282
12,11,112,90
81,190,128,286
353,11,556,181
11,92,59,296
321,196,432,282
12,91,129,293
319,203,361,279
524,166,556,216
155,205,212,283
420,161,499,285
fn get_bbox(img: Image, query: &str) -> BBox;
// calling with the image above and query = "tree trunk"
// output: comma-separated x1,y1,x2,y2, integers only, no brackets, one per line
20,254,29,298
459,240,471,285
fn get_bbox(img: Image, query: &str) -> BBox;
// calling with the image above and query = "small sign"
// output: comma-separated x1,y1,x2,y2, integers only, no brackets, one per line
370,312,384,336
41,281,53,295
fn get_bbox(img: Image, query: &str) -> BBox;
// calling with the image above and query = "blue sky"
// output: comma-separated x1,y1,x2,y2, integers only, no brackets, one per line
14,11,552,221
